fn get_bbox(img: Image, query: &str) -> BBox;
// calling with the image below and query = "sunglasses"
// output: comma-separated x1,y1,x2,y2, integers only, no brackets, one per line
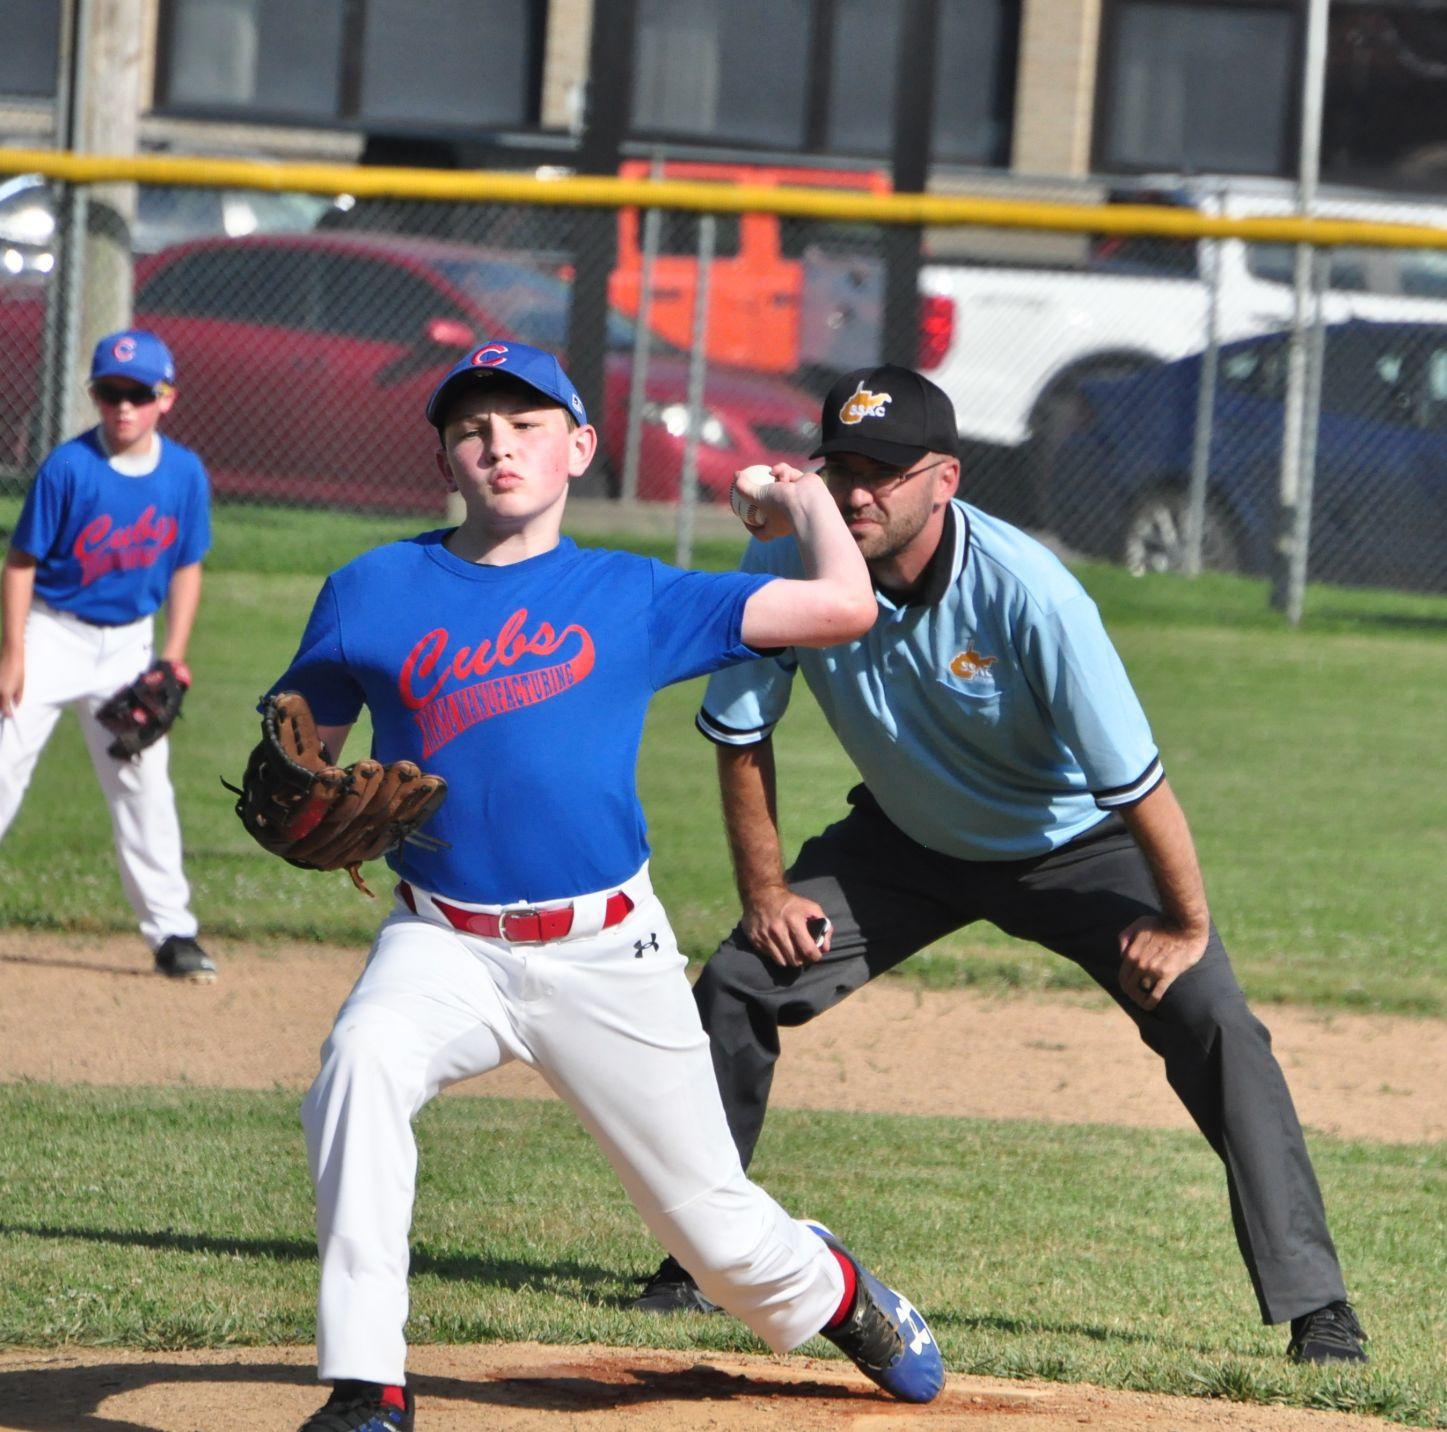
92,381,160,407
818,455,950,496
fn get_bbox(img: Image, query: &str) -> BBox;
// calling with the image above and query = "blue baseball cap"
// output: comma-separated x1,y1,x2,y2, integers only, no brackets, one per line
425,340,588,431
90,329,176,389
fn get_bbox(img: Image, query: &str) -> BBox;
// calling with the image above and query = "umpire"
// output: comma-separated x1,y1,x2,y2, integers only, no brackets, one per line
633,364,1367,1365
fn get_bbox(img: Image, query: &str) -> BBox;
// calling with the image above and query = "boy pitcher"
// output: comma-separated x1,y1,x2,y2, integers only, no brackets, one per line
247,342,945,1431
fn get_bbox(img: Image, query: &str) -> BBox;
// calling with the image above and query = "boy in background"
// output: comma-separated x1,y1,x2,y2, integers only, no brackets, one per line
0,328,215,982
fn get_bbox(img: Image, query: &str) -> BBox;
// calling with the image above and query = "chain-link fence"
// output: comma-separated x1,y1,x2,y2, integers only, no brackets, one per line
3,154,1447,603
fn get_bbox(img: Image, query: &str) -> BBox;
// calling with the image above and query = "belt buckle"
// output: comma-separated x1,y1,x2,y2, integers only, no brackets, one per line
499,905,546,945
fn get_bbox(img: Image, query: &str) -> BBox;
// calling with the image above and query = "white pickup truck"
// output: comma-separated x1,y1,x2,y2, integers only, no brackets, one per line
915,178,1447,523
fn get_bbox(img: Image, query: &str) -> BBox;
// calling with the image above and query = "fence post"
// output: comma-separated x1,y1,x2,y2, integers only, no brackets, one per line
674,213,715,570
1285,254,1328,619
1184,219,1224,577
621,150,664,503
1271,0,1329,621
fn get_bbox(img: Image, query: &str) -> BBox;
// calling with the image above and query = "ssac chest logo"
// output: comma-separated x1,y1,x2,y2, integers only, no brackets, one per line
839,381,892,425
949,645,998,680
399,608,594,757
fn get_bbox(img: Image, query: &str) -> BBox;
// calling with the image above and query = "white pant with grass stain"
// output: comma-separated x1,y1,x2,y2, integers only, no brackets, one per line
302,871,844,1386
0,600,197,950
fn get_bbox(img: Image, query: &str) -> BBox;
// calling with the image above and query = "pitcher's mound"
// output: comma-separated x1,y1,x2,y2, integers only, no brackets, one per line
0,1343,1392,1431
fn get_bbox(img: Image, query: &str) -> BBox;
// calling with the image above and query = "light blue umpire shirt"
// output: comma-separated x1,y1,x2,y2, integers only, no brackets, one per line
696,500,1163,861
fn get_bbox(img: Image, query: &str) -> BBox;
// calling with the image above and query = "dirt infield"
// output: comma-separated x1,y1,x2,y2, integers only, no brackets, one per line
2,930,1441,1143
3,929,1439,1430
0,1344,1404,1432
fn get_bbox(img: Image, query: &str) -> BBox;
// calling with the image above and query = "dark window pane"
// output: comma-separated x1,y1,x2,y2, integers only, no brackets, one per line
1090,231,1200,276
319,256,452,343
1099,1,1293,173
139,246,318,326
632,0,810,146
0,0,60,97
359,0,534,128
934,0,1019,165
164,0,343,118
1219,338,1286,397
826,0,902,155
434,256,644,350
1325,5,1447,189
1321,331,1418,423
653,211,742,259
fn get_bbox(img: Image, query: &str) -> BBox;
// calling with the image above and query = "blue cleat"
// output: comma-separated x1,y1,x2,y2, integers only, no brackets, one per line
807,1222,944,1404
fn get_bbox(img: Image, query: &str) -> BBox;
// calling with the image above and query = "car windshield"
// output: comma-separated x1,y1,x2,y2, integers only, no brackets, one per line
435,257,658,352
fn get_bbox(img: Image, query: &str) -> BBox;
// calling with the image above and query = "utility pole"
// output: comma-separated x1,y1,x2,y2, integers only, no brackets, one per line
59,0,145,437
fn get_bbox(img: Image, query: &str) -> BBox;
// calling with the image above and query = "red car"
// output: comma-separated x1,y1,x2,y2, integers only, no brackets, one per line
0,232,820,509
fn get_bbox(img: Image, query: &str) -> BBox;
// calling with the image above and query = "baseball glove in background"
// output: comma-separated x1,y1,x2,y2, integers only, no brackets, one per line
96,658,189,760
229,691,448,896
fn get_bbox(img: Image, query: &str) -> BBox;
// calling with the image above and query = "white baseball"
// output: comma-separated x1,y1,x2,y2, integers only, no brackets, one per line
730,465,776,529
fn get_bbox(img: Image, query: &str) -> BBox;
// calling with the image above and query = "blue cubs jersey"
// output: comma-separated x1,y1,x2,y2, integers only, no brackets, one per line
12,429,211,625
272,531,773,904
698,501,1162,861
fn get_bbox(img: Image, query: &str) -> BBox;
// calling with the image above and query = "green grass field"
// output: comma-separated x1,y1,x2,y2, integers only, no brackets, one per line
0,1086,1441,1425
2,501,1444,1425
1,501,1443,1012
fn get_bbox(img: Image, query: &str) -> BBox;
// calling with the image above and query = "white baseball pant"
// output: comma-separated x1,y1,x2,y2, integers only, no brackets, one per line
0,600,197,950
302,866,845,1385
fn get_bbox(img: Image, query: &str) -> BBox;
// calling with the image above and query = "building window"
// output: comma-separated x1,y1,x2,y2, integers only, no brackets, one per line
163,0,345,118
633,0,1017,166
1324,3,1447,190
933,0,1021,166
631,0,812,147
0,0,61,98
824,0,904,154
157,0,543,130
358,0,537,129
1095,0,1296,175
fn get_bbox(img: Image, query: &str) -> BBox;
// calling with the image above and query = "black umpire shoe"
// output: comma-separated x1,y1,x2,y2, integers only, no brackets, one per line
298,1380,414,1431
628,1255,722,1314
153,934,218,983
1287,1301,1369,1363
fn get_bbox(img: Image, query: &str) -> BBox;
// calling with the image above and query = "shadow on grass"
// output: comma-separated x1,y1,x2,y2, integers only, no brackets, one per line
0,1353,906,1429
934,1306,1156,1348
0,1221,623,1297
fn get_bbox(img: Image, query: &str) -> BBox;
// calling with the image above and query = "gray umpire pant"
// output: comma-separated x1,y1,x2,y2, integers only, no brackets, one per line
692,787,1348,1326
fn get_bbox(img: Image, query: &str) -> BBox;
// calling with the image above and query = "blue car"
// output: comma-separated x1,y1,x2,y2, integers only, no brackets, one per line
1050,321,1447,591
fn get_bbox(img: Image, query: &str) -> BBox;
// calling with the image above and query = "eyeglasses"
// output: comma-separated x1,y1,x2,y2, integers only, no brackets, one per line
818,455,950,496
92,381,159,407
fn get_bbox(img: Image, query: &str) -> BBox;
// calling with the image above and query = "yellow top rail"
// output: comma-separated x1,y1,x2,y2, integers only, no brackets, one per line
4,145,1447,251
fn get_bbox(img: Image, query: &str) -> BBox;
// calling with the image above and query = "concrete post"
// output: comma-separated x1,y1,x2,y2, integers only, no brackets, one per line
64,0,145,436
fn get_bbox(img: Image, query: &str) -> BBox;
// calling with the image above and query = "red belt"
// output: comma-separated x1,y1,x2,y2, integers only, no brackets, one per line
397,880,634,944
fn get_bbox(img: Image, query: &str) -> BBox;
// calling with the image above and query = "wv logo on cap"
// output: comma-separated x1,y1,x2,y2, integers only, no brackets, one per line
470,343,509,367
839,380,892,425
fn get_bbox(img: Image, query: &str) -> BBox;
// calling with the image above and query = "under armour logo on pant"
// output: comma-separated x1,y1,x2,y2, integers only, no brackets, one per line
634,934,659,957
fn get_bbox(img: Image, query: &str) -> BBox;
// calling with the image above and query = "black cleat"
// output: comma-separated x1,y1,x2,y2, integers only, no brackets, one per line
298,1380,414,1431
628,1255,722,1314
1287,1300,1369,1364
153,934,217,983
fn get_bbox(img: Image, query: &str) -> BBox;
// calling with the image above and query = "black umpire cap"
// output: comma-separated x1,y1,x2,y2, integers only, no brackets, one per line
811,364,959,468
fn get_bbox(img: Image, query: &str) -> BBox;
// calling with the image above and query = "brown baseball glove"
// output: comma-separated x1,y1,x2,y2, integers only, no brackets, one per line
96,659,189,760
228,691,448,896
